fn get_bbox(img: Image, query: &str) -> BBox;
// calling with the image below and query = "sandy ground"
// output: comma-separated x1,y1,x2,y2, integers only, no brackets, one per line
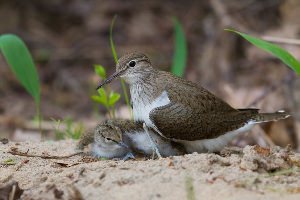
0,140,300,200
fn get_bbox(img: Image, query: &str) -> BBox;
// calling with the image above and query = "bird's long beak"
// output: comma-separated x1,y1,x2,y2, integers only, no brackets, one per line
96,70,123,90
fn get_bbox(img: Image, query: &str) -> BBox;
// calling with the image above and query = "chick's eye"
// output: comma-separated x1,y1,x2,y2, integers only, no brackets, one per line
129,60,136,67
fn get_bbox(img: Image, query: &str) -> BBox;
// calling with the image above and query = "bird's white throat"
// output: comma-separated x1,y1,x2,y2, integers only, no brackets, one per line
131,84,170,128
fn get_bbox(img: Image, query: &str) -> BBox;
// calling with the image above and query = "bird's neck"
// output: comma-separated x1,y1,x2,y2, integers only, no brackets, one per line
129,71,162,105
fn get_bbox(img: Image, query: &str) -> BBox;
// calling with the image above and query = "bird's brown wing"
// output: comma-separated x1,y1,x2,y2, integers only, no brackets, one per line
149,72,258,140
149,102,256,141
159,73,236,113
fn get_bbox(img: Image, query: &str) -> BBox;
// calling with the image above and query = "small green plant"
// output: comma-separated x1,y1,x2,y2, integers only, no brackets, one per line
92,65,120,118
92,15,132,119
171,18,188,77
226,29,300,76
52,118,84,140
0,34,42,132
2,158,16,165
185,174,196,200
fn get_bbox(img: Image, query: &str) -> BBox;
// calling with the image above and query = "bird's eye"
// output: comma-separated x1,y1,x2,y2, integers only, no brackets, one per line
129,60,136,67
105,137,112,142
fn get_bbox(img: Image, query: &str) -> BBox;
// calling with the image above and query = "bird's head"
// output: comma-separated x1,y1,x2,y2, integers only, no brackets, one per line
94,122,128,149
96,53,152,89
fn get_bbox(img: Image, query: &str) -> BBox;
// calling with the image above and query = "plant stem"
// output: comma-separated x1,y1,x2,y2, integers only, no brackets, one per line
110,16,118,64
36,101,43,140
112,105,116,119
104,103,112,119
104,85,116,118
109,15,133,119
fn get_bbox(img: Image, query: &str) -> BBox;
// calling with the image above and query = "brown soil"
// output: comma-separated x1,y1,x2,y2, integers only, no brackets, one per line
0,140,300,200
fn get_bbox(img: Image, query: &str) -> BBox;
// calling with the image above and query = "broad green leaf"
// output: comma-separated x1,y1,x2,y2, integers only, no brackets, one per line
0,34,40,103
91,95,101,103
94,64,106,79
91,95,107,105
96,88,108,105
225,29,300,76
108,92,120,106
110,15,118,64
171,18,187,77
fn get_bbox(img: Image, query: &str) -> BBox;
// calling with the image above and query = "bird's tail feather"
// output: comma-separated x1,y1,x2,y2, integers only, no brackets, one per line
254,111,290,123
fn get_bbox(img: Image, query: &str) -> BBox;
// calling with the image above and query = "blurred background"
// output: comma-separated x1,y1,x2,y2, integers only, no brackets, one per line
0,0,299,151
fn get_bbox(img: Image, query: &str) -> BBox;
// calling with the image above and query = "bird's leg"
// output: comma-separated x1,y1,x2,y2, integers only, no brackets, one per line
143,123,162,159
122,152,135,161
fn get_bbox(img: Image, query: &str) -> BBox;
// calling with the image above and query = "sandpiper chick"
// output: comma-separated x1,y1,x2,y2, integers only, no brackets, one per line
77,119,185,159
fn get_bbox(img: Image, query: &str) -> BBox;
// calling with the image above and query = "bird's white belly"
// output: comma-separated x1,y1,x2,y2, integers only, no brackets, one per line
125,130,182,157
177,121,256,153
91,143,128,158
132,91,170,128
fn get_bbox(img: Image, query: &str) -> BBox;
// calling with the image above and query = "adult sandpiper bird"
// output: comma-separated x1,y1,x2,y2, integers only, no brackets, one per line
77,119,184,159
97,53,290,154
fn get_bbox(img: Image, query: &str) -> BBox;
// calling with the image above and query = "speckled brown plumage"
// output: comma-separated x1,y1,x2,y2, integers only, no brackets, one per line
146,71,289,140
77,129,94,150
101,119,144,133
77,119,143,150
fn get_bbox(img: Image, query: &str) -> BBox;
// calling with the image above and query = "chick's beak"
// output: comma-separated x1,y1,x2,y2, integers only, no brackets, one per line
96,70,123,90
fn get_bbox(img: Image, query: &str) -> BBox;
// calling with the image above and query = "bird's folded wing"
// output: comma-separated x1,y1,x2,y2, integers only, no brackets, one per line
149,102,253,141
162,79,236,113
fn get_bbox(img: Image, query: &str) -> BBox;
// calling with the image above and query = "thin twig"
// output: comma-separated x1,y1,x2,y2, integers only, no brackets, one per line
262,36,300,46
8,150,83,159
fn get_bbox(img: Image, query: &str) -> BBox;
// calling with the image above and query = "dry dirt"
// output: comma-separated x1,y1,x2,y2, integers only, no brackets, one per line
0,140,300,200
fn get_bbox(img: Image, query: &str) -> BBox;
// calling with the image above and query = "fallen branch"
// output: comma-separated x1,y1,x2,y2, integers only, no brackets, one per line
7,149,83,159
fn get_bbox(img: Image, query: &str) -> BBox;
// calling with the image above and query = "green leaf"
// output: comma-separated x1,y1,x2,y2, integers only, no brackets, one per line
108,92,121,106
3,158,16,165
97,87,107,98
0,34,40,103
171,18,187,77
91,95,107,105
225,29,300,76
92,88,108,106
110,15,118,64
91,95,101,102
94,64,106,79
